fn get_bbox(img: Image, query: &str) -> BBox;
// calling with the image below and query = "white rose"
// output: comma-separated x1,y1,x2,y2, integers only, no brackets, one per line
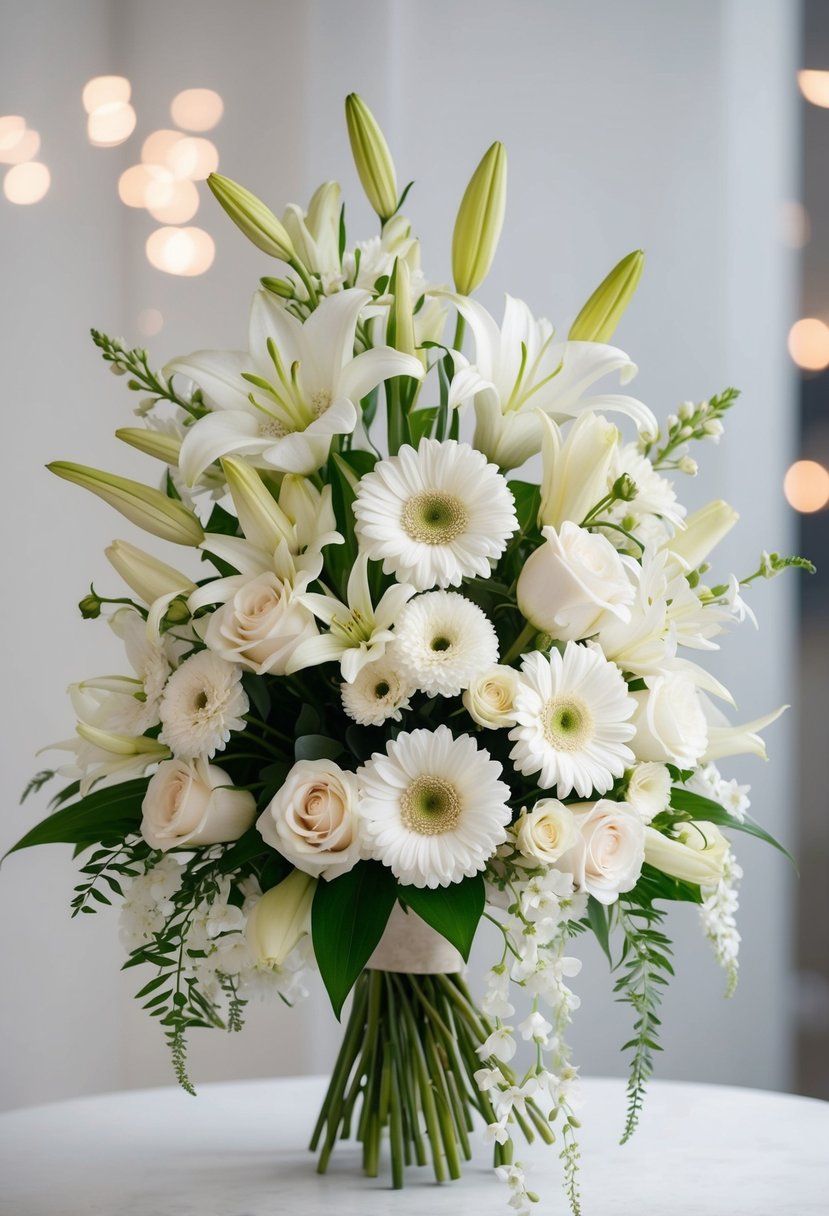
644,821,729,887
630,673,708,767
246,869,316,966
204,570,317,676
141,757,256,851
625,762,672,824
463,665,520,729
557,799,645,905
515,799,579,865
257,759,362,880
516,522,634,641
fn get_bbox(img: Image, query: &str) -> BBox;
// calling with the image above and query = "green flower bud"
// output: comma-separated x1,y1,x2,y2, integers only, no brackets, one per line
451,141,507,295
48,462,204,546
207,173,296,261
115,427,181,465
260,276,296,299
569,250,645,343
106,539,196,605
163,595,192,625
611,472,638,503
78,591,103,619
386,258,417,359
345,93,399,222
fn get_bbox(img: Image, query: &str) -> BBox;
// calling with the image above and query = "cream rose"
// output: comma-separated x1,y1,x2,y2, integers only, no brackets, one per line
630,673,708,767
246,869,316,966
516,522,634,641
257,758,362,880
204,570,318,676
141,757,256,851
644,821,729,887
625,762,672,824
557,799,645,905
463,665,520,729
515,799,579,865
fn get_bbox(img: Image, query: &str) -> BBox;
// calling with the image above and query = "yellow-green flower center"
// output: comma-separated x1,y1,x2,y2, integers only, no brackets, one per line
401,776,462,836
401,491,468,545
544,697,592,752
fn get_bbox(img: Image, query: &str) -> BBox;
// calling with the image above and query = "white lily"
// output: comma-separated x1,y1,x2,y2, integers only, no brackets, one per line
700,695,788,762
447,294,656,470
169,288,423,483
281,182,343,288
288,553,416,681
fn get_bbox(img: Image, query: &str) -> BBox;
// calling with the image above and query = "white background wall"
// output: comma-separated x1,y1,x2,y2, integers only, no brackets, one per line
0,0,799,1110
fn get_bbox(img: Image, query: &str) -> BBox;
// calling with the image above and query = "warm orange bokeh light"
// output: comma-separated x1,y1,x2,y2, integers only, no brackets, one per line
0,126,40,165
145,226,215,276
141,129,184,165
783,460,829,513
82,76,131,114
798,69,829,108
4,161,51,204
166,136,219,181
87,101,137,147
170,88,224,132
787,318,829,371
145,178,200,224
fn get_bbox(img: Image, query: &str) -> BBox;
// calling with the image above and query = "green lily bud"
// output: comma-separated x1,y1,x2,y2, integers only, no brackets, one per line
569,250,644,344
451,141,507,295
345,93,399,222
76,722,170,759
260,276,296,298
246,869,316,966
115,427,181,465
665,500,739,570
106,539,196,605
78,591,103,619
207,172,296,261
386,258,417,359
221,456,293,552
48,462,204,546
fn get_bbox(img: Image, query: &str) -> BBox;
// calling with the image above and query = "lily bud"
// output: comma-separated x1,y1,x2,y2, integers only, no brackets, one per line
386,258,417,359
49,462,204,546
451,141,507,295
665,500,739,570
246,869,316,966
105,539,196,605
345,93,398,222
116,427,181,465
644,822,729,887
569,250,645,343
76,722,170,760
221,457,293,552
539,411,619,528
207,172,296,261
260,276,296,298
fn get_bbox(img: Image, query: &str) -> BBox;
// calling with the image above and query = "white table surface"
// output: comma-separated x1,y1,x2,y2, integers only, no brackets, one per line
0,1076,826,1215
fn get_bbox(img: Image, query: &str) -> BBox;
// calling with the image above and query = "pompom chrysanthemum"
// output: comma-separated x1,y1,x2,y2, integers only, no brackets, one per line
353,437,518,591
341,656,414,726
393,591,499,697
159,650,249,760
509,643,636,797
357,724,512,887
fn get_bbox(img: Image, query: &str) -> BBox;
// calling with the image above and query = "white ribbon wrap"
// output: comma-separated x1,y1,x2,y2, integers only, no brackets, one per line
367,902,463,974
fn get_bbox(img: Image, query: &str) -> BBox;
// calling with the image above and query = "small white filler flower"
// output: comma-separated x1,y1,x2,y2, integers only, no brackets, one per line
159,650,249,760
353,437,518,591
357,724,512,887
393,590,499,697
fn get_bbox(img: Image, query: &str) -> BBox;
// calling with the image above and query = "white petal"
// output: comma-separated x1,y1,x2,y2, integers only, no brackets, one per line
247,289,308,371
165,350,251,412
337,346,424,402
302,288,371,395
179,411,266,485
261,398,357,474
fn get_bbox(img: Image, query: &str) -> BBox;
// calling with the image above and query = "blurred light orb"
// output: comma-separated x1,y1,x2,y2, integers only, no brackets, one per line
797,69,829,108
788,318,829,371
142,128,184,165
146,177,200,224
0,126,40,165
87,101,137,147
118,163,158,207
170,88,223,132
780,200,810,250
783,460,829,513
0,115,28,160
146,226,215,276
166,136,218,181
4,161,51,204
137,307,164,336
82,75,131,114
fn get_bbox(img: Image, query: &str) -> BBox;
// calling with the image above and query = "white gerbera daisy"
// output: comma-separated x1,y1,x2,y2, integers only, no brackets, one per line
358,724,512,887
509,643,635,798
159,650,249,760
353,437,518,591
394,591,499,697
341,655,414,726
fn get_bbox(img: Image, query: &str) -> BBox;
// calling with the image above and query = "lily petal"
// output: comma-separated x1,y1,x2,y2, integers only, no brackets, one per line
179,411,266,485
165,349,251,412
338,345,424,402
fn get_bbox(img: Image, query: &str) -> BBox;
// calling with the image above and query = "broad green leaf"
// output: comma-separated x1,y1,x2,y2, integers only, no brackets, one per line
398,874,485,962
312,861,397,1018
586,895,614,965
633,863,703,907
5,778,149,856
241,671,271,720
408,406,438,446
294,703,321,738
217,827,268,873
669,786,796,869
294,734,344,763
508,480,541,533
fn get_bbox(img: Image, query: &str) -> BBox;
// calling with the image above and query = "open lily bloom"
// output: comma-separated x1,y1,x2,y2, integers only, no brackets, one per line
447,294,657,471
170,288,424,482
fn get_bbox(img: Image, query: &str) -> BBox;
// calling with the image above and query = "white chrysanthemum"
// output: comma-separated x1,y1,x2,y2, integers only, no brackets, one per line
394,591,499,697
509,644,635,798
357,724,512,888
159,650,249,760
353,438,518,591
341,656,414,726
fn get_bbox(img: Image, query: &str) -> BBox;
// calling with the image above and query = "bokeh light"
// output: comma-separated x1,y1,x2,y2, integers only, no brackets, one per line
87,101,137,147
145,226,215,276
82,76,131,114
3,161,51,204
798,69,829,108
137,308,164,336
0,126,40,165
784,460,829,513
141,129,183,165
166,136,219,181
788,317,829,371
170,88,224,132
145,177,200,224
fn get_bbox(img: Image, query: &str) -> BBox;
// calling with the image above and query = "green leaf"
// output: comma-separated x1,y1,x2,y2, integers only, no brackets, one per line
508,480,541,532
398,874,485,962
633,863,703,907
408,406,437,445
294,703,321,738
295,734,344,762
312,861,397,1018
586,895,614,965
217,828,268,874
668,786,796,869
4,778,149,856
241,671,271,720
